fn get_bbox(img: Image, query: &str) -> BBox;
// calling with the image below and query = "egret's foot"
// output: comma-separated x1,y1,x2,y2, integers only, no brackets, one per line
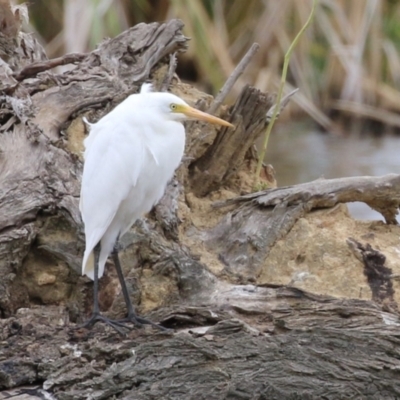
119,312,171,332
80,313,132,335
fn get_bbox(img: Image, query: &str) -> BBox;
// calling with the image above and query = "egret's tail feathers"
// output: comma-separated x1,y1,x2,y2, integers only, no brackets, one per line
82,250,95,280
82,239,112,280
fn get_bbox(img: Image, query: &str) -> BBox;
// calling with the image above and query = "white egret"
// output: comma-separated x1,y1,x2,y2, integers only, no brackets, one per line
80,84,233,334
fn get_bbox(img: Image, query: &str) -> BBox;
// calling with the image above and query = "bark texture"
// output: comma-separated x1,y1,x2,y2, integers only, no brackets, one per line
2,292,400,400
190,85,274,197
1,4,400,400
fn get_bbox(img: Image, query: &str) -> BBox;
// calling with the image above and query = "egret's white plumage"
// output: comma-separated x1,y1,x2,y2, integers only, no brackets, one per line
79,84,232,332
81,90,186,279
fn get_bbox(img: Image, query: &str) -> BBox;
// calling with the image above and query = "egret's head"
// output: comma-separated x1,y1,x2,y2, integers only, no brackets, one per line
155,93,233,128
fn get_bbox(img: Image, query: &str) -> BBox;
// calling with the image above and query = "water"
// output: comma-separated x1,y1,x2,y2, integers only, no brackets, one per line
264,121,400,221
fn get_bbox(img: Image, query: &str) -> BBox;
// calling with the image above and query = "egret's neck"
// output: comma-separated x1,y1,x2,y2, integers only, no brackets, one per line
140,118,185,167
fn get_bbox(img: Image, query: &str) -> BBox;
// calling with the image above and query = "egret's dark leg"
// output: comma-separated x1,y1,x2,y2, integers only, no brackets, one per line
92,242,101,315
80,242,128,335
112,240,168,331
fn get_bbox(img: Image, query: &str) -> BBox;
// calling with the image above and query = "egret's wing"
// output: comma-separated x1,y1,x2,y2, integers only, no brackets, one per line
80,120,145,272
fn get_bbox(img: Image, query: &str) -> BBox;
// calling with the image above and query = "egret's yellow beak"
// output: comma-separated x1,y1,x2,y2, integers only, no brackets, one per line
180,105,234,128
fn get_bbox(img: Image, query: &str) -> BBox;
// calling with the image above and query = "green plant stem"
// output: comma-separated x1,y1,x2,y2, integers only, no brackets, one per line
254,0,318,190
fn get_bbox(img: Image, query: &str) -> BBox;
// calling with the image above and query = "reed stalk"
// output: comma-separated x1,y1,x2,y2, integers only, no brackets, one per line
254,0,318,190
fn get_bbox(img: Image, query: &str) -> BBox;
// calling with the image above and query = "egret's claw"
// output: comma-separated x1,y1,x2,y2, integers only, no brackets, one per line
79,313,132,335
118,313,171,332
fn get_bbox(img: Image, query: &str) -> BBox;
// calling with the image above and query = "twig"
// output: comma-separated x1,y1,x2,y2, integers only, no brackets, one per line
161,52,178,92
266,88,299,122
207,43,259,114
13,53,86,81
254,0,318,189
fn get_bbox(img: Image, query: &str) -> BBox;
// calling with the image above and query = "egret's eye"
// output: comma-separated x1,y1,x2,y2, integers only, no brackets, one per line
170,103,177,111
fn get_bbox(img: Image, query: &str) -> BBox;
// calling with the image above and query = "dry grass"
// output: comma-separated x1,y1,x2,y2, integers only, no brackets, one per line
17,0,400,127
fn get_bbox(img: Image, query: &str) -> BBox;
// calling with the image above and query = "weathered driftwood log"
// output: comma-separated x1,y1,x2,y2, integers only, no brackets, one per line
208,174,400,280
217,173,400,223
2,290,400,399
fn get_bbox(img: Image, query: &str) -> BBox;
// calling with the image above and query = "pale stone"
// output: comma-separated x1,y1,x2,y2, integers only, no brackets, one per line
36,272,56,286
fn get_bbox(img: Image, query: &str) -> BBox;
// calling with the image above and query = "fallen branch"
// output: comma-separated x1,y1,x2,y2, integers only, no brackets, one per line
215,174,400,224
207,174,400,280
13,53,87,81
